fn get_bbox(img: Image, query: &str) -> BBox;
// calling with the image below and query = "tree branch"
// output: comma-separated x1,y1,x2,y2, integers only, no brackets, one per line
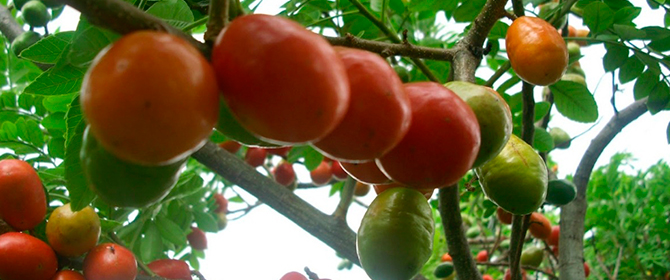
0,4,23,42
559,97,649,279
332,177,355,221
203,0,227,44
325,34,456,61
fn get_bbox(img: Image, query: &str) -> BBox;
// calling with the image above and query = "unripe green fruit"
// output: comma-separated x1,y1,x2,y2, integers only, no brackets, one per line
433,262,454,278
567,42,581,59
10,31,41,57
521,246,544,267
475,134,548,215
549,127,571,149
561,73,586,87
566,63,586,77
21,0,51,27
546,179,577,205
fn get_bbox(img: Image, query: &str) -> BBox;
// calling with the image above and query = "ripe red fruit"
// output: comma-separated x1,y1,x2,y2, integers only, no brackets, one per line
547,225,560,247
441,253,452,262
83,243,137,280
265,146,292,157
377,82,481,189
245,147,267,167
0,232,58,280
310,161,333,186
353,182,371,197
482,275,493,280
330,161,348,181
340,161,392,185
212,14,350,145
213,193,228,214
476,250,489,262
52,270,86,280
504,269,527,280
146,259,192,280
584,262,590,277
273,161,296,187
280,271,308,280
529,212,552,240
496,207,513,225
312,47,411,162
0,159,46,231
187,227,207,251
218,140,242,154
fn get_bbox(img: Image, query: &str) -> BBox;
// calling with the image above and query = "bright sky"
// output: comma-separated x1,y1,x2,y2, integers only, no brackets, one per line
43,1,670,280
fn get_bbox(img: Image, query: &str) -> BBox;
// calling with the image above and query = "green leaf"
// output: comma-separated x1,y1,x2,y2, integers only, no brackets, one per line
612,24,646,40
23,64,86,96
287,145,323,170
20,32,74,64
25,119,45,147
649,35,670,52
613,6,641,25
43,93,76,113
370,0,383,12
146,0,194,24
619,56,644,84
665,10,670,27
452,0,486,23
550,80,598,123
64,96,93,211
603,44,629,72
488,22,509,40
533,128,554,152
647,81,670,114
140,223,164,262
2,121,18,140
583,2,615,34
156,216,187,246
47,137,65,159
633,70,659,100
534,101,551,122
193,211,218,233
100,219,124,232
666,121,669,144
69,24,120,67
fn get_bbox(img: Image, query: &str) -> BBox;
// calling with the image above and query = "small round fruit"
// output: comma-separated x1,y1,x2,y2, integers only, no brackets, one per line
310,161,332,186
51,270,86,280
21,1,51,27
280,271,307,280
0,159,46,231
10,31,41,57
549,127,571,149
575,29,590,46
46,203,101,257
213,193,228,214
476,250,489,262
377,82,481,188
547,225,560,246
546,179,577,205
567,41,581,59
441,253,452,262
83,243,137,280
340,161,392,185
272,161,296,187
529,212,552,240
212,14,349,145
433,261,454,278
357,188,434,280
330,161,348,180
218,140,242,154
584,262,591,277
520,246,544,267
81,31,219,165
146,259,192,280
244,147,267,167
187,227,207,250
497,207,513,225
506,16,569,86
0,232,58,280
216,212,228,230
354,182,371,197
312,47,411,162
266,146,292,157
482,275,493,280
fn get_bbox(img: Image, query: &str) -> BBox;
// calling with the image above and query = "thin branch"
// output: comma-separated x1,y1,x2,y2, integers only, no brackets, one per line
484,61,511,87
477,261,558,279
508,214,530,280
613,247,624,279
204,0,227,43
325,34,456,61
521,82,536,144
511,0,525,17
332,177,355,221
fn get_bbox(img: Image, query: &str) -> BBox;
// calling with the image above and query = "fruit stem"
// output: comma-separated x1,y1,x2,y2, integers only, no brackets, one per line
204,0,228,43
511,0,525,17
332,177,356,221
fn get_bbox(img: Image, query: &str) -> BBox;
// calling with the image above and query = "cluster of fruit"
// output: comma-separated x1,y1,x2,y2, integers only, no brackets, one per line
9,0,61,56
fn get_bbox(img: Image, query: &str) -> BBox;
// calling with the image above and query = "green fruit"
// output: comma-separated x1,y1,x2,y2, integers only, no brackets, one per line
10,31,41,57
80,126,185,208
466,226,481,238
546,179,577,205
475,134,548,215
215,99,278,147
357,187,434,280
21,0,51,27
566,63,586,78
433,262,454,278
520,246,544,267
500,239,510,248
444,81,513,168
539,2,567,30
567,42,581,59
549,127,571,149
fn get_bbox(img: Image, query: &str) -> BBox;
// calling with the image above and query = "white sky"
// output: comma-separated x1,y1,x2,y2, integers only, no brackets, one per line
43,1,670,279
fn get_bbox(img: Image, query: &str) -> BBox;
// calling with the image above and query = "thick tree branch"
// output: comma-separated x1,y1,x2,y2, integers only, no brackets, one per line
325,34,456,61
0,4,23,42
559,98,649,279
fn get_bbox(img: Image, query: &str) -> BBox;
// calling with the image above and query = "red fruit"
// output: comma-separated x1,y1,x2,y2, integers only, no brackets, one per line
213,193,228,214
482,275,493,280
280,271,308,280
52,270,86,280
547,225,560,247
353,182,371,197
529,212,552,240
265,146,292,157
584,262,590,277
273,161,296,187
0,159,46,231
187,227,207,250
340,161,392,185
0,232,58,280
551,245,559,256
496,207,513,225
146,259,192,280
218,140,242,154
377,82,481,189
330,161,348,181
212,14,350,145
312,47,411,162
504,269,527,280
373,183,434,200
476,250,489,262
441,253,452,262
83,243,137,280
310,161,332,186
245,147,267,167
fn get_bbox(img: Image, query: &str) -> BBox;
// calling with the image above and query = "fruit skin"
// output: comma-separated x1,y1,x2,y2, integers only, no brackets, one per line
280,271,308,280
145,259,192,280
520,246,544,267
584,262,590,277
272,161,296,187
0,232,58,280
475,134,548,215
354,182,371,197
340,161,392,185
330,161,348,180
81,31,219,166
441,253,452,262
497,207,513,225
312,47,411,162
547,225,560,246
10,31,41,56
51,270,86,280
187,227,207,250
21,1,51,27
377,82,481,189
216,212,228,230
482,275,493,280
83,243,137,280
506,16,569,86
212,14,350,145
567,41,581,59
504,269,527,280
433,261,454,278
0,159,46,231
561,73,586,86
373,183,434,200
213,193,228,214
266,146,292,157
244,147,267,168
476,250,489,262
215,99,278,147
218,140,242,154
549,127,571,149
546,179,577,205
81,127,185,208
529,212,552,240
310,161,332,186
444,81,513,168
46,203,101,257
357,188,434,280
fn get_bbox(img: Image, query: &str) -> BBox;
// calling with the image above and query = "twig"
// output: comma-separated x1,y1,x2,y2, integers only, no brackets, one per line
192,270,208,280
521,82,536,144
612,246,624,279
204,0,227,43
484,61,511,87
511,0,525,17
476,261,559,279
332,177,356,221
325,34,456,61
